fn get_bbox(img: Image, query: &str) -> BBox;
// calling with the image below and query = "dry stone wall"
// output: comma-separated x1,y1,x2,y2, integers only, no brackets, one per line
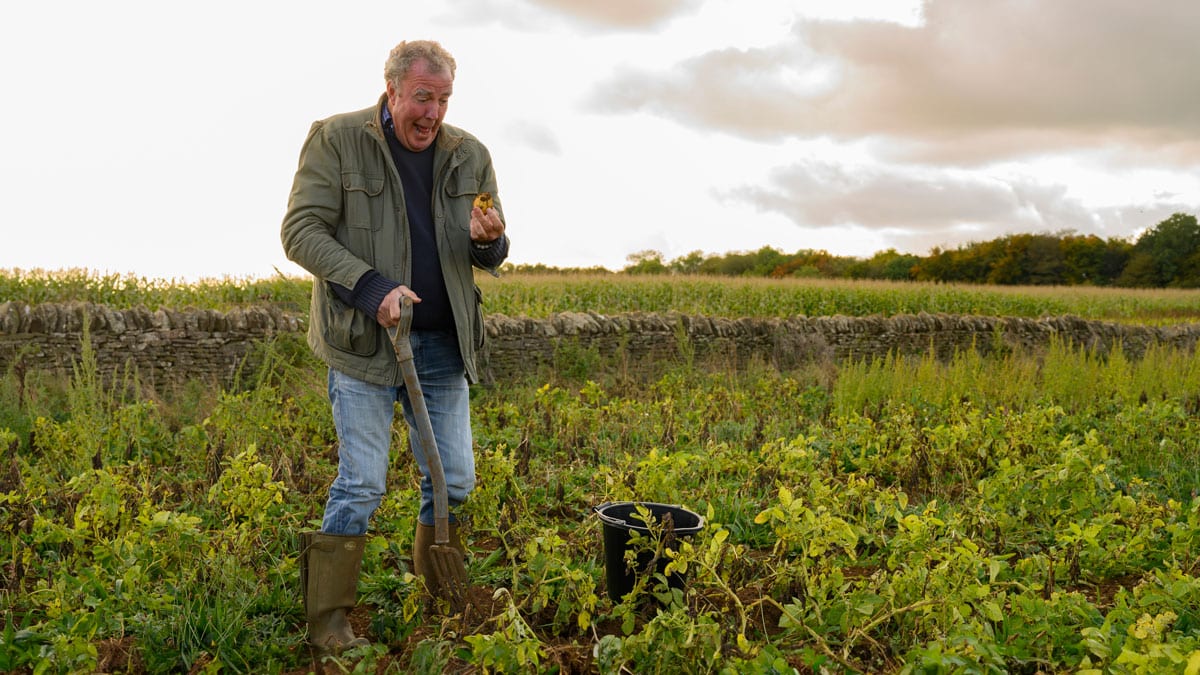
481,311,1200,380
0,302,303,389
2,302,1198,388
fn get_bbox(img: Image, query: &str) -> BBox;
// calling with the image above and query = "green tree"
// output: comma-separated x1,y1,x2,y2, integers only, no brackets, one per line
857,249,921,281
914,239,1005,284
1117,213,1200,287
770,249,854,279
695,246,787,277
1060,234,1130,286
668,251,707,275
1179,250,1200,288
748,246,790,276
1118,252,1160,287
987,233,1064,285
622,250,668,275
986,235,1028,285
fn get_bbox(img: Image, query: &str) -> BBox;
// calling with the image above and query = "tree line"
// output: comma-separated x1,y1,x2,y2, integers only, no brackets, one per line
509,213,1200,287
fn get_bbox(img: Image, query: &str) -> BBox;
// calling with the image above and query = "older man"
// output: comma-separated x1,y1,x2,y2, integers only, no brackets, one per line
281,39,508,651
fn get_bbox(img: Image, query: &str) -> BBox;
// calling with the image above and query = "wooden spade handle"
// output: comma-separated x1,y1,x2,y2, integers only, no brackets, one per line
389,295,452,545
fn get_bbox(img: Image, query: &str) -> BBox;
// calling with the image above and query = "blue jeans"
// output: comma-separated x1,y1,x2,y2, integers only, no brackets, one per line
321,330,474,535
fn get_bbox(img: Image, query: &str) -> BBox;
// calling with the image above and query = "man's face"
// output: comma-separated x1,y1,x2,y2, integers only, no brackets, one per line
385,58,453,152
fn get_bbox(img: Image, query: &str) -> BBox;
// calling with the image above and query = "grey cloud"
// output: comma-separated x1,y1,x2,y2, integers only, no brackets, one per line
441,0,701,31
502,120,563,155
524,0,702,28
589,0,1200,161
588,48,826,142
723,162,1044,231
719,160,1194,254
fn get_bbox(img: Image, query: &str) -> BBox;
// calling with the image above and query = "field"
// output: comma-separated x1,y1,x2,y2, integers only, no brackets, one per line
5,268,1200,323
3,272,1200,673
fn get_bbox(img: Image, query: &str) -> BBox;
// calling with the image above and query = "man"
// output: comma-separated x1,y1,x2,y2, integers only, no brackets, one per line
281,39,508,652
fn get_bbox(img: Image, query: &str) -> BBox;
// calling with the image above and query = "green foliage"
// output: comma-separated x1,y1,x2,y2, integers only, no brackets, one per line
596,607,727,674
1119,213,1200,288
907,230,1134,289
463,589,545,673
5,294,1200,673
622,250,670,275
518,529,600,633
0,267,311,311
206,445,288,528
847,248,923,281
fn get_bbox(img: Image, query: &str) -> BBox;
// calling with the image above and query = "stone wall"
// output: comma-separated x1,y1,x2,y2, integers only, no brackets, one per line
0,302,303,389
2,301,1198,388
481,311,1200,381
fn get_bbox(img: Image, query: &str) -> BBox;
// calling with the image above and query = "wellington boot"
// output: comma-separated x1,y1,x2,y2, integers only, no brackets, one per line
412,522,464,597
300,531,371,654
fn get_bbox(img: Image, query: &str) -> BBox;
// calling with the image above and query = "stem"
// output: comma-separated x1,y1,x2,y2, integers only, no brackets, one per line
763,596,866,673
842,598,941,663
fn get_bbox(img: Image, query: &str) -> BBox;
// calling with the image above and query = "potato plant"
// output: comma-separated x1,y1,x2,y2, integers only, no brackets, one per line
3,319,1200,673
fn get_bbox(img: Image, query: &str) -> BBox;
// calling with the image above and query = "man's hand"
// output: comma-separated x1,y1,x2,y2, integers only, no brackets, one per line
470,200,505,244
376,285,420,327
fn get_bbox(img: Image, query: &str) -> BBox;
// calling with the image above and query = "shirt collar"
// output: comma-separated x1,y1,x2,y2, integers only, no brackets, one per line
381,100,393,131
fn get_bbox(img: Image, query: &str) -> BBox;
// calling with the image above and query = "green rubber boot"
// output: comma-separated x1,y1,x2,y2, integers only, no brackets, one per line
300,531,371,654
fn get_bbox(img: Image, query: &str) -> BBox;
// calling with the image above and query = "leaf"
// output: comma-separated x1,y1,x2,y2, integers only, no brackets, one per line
981,601,1004,622
778,486,793,507
736,633,752,654
1185,650,1200,675
988,558,1004,583
854,594,884,616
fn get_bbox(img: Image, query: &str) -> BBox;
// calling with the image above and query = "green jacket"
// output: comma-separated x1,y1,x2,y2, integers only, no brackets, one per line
281,95,505,385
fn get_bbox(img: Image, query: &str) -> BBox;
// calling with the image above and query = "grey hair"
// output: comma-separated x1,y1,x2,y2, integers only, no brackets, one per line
384,40,457,86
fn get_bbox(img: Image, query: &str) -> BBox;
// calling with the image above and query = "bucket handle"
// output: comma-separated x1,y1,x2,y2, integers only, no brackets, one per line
592,502,615,526
593,501,688,513
593,501,683,526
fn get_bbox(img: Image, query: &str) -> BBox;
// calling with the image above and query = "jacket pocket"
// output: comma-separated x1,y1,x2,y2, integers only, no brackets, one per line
445,173,482,229
445,172,481,199
342,172,385,230
321,284,378,357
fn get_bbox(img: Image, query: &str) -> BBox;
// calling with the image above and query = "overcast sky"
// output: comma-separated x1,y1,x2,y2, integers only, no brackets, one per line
3,0,1198,280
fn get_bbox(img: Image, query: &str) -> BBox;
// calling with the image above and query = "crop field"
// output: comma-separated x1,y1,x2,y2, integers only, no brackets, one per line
4,268,1200,324
3,272,1200,673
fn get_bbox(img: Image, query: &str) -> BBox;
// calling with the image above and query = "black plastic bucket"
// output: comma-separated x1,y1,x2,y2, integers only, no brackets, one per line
594,501,706,602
